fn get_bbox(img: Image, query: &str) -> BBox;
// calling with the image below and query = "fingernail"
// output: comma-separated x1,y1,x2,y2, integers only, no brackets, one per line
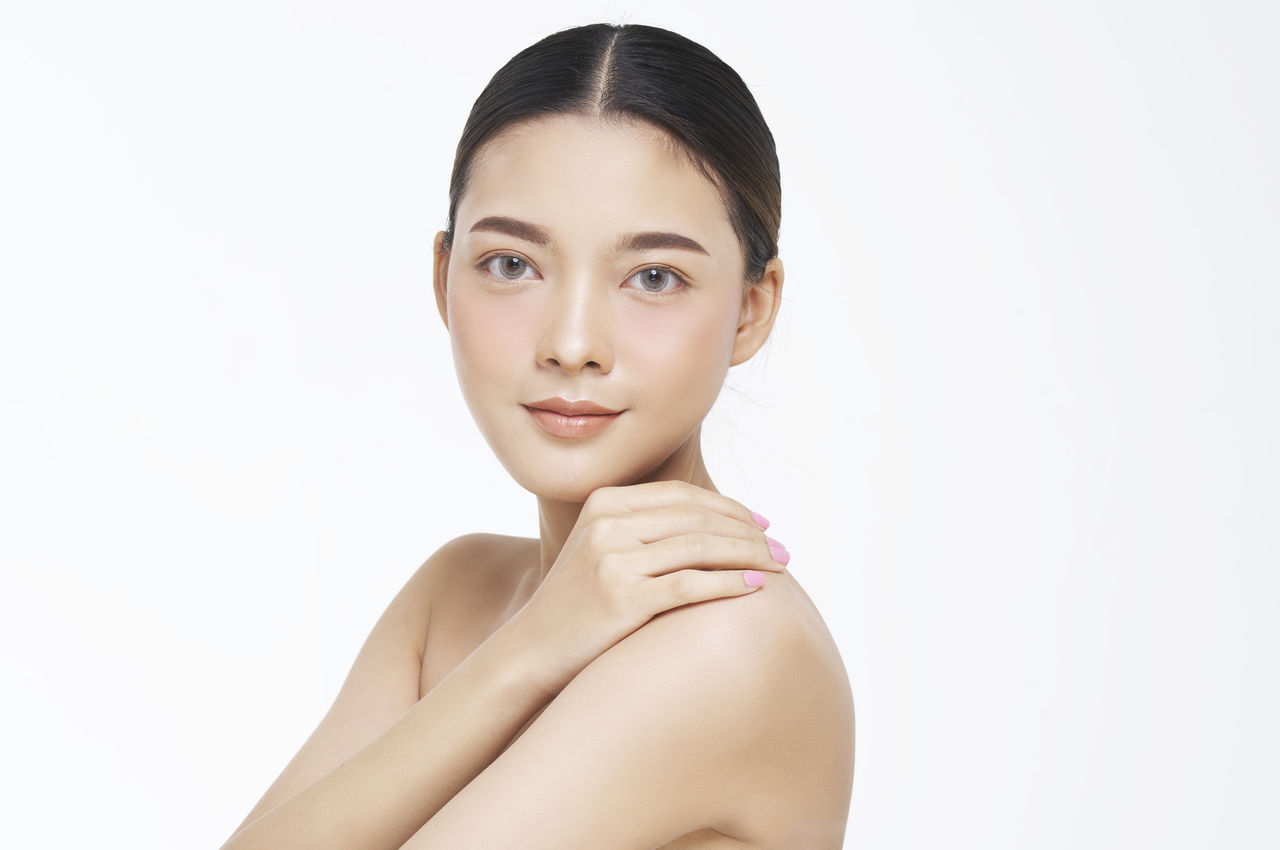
750,511,770,530
768,541,790,565
744,570,765,587
765,535,787,551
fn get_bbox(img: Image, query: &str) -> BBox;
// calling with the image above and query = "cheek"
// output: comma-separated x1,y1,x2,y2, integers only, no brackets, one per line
619,298,739,406
448,289,530,393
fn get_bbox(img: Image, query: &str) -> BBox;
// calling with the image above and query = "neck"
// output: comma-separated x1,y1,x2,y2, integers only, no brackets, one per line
535,429,717,581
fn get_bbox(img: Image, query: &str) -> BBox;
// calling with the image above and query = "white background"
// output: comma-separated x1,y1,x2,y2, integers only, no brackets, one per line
2,1,1276,847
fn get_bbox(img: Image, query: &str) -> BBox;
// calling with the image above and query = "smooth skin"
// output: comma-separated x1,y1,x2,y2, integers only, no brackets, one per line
224,115,853,849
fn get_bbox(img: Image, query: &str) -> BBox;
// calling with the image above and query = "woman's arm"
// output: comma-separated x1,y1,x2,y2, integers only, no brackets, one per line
225,612,555,849
223,536,558,850
223,482,787,849
228,535,448,834
404,575,854,849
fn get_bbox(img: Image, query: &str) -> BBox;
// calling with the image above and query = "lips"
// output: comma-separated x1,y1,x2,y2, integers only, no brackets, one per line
523,397,623,438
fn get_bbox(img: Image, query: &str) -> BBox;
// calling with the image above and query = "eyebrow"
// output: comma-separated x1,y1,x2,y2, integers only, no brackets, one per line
468,216,552,246
615,231,709,256
467,215,709,256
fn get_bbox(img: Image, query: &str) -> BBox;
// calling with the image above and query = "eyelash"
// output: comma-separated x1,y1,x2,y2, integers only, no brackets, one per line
624,265,688,295
479,254,538,282
477,254,690,295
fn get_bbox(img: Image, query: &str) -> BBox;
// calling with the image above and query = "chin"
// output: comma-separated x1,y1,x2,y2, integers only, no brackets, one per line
497,439,693,503
472,404,708,503
504,458,647,503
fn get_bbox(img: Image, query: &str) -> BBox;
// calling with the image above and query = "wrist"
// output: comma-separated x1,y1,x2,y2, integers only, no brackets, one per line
487,606,573,704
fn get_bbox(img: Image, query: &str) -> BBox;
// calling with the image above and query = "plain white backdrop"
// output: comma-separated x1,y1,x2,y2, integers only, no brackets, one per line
2,1,1276,847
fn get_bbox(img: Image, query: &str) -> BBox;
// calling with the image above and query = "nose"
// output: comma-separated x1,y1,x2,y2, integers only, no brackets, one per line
535,274,615,375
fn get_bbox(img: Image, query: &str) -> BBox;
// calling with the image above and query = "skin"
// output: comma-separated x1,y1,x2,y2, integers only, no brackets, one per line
441,115,770,573
225,114,853,849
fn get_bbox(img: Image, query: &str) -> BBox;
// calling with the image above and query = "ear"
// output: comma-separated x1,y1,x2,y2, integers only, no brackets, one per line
433,230,451,330
730,257,784,366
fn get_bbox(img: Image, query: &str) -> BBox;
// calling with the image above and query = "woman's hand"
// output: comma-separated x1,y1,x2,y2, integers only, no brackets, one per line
508,480,789,699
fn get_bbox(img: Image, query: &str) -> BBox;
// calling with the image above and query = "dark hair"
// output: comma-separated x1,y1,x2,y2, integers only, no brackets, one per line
442,23,781,283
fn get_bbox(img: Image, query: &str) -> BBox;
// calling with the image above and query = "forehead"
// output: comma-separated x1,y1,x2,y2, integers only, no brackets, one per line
456,115,738,255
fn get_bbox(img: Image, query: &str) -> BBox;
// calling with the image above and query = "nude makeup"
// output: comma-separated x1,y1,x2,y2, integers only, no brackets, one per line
522,398,623,439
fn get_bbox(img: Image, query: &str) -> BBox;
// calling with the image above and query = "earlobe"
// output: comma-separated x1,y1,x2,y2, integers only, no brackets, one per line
433,231,450,330
730,257,784,366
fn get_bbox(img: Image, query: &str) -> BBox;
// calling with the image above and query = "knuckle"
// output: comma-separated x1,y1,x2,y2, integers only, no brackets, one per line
753,538,777,568
727,537,757,570
583,487,610,514
596,550,624,577
677,503,702,525
681,533,708,560
669,570,696,600
586,516,619,548
661,479,688,498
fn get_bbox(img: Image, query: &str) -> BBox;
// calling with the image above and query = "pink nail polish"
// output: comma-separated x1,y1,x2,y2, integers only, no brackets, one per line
765,535,787,551
768,542,790,566
744,570,765,587
750,511,770,530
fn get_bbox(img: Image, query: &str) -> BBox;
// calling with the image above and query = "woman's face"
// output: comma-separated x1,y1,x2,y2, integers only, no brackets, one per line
435,114,779,502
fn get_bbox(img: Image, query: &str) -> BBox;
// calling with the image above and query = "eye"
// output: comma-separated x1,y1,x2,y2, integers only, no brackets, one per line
625,266,687,294
481,254,537,281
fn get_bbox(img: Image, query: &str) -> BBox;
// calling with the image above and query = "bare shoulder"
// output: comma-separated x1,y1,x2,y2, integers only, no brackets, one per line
639,568,852,720
411,565,853,849
359,532,510,642
619,571,855,845
393,531,538,632
416,532,540,694
229,531,535,834
532,569,854,847
418,532,538,596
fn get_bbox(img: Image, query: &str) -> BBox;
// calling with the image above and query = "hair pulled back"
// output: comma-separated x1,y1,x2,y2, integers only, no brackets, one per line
443,23,781,283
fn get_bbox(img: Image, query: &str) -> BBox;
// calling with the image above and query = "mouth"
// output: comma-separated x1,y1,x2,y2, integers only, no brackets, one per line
522,397,624,439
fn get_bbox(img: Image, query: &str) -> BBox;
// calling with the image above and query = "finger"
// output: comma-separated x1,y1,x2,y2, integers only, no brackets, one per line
646,567,768,611
621,503,768,546
635,533,788,577
593,480,766,529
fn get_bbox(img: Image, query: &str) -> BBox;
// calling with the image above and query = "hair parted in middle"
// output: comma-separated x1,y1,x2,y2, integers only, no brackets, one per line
442,23,781,284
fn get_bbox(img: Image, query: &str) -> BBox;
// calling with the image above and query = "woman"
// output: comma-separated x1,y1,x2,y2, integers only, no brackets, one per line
225,23,854,849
